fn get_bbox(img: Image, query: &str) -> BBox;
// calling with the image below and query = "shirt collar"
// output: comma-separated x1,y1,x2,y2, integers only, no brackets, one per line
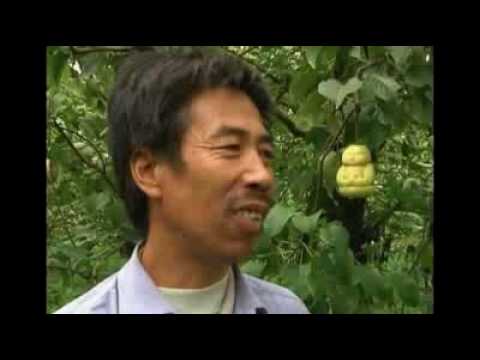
231,264,268,314
116,243,176,314
116,242,268,314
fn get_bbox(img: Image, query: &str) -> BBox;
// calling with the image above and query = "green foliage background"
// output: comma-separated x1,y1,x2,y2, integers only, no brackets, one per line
47,46,433,314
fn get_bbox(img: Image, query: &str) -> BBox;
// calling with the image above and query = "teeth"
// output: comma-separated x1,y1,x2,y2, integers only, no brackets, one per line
238,210,262,222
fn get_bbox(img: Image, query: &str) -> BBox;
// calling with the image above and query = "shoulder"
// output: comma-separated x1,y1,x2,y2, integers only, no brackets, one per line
242,273,310,314
53,273,118,314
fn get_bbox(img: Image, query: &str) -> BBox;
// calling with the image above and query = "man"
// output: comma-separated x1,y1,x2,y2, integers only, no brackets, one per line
55,49,310,314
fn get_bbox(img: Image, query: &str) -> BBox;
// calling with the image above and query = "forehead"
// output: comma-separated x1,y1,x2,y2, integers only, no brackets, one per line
186,87,269,141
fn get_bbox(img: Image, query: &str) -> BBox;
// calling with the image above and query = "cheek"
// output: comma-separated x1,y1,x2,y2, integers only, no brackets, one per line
183,165,234,209
182,150,240,212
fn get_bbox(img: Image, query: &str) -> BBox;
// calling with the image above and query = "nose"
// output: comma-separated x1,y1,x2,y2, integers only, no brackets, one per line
242,150,275,195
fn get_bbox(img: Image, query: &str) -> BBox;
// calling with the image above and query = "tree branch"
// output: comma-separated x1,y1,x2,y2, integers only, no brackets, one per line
70,46,133,56
221,47,283,85
272,107,306,138
52,119,119,197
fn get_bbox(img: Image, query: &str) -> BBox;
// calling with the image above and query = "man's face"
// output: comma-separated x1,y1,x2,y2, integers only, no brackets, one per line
156,87,275,264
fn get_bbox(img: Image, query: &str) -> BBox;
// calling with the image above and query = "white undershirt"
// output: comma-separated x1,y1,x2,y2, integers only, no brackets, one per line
157,267,235,314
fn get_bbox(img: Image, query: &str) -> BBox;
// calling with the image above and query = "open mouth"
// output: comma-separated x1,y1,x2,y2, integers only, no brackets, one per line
236,210,263,223
233,209,264,233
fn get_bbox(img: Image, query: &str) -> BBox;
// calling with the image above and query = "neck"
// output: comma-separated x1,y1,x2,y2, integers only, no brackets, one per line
140,230,230,289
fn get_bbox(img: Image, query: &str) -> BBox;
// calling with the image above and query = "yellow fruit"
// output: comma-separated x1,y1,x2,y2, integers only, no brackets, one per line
337,185,375,198
337,163,375,187
341,144,371,165
336,145,375,199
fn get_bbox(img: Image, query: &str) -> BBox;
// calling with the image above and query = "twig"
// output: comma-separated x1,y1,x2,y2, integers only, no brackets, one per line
297,235,314,258
239,46,256,57
91,244,124,261
312,106,356,211
48,265,91,281
409,218,432,274
355,60,382,79
54,123,108,176
371,202,400,230
363,46,369,60
52,119,119,197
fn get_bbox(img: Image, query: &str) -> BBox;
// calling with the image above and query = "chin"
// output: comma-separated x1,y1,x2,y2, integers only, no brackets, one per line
220,241,255,264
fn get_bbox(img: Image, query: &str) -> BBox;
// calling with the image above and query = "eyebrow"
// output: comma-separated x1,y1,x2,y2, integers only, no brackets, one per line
210,125,273,146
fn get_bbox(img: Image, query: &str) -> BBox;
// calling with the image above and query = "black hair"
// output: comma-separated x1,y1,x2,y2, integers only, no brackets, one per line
107,48,273,239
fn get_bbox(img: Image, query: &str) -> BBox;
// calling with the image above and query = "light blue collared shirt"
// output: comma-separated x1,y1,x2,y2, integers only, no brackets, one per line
54,244,310,314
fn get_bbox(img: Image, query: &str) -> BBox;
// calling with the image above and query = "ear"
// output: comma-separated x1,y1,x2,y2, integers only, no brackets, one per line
130,148,164,200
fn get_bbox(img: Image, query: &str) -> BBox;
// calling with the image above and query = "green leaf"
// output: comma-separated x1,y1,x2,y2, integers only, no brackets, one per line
379,100,410,134
358,105,389,152
398,189,430,215
304,46,322,69
311,296,330,314
419,241,433,272
290,69,321,103
318,79,342,103
353,265,388,300
350,46,366,62
294,92,328,132
336,77,363,109
324,221,352,285
253,232,271,254
389,273,420,307
405,65,433,88
79,118,98,140
327,221,350,249
406,95,432,126
309,254,337,301
47,48,69,88
405,92,433,126
367,46,386,59
61,245,89,260
306,126,331,150
425,89,433,102
291,210,322,234
386,46,412,69
78,53,103,76
335,248,354,286
366,74,401,101
313,252,336,277
330,285,359,314
280,263,311,299
423,293,433,314
290,169,314,200
317,46,338,70
358,79,377,103
262,203,295,238
241,260,266,277
106,198,127,228
84,191,111,213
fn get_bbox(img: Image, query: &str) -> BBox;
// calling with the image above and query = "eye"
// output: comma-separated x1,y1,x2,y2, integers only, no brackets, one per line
262,148,274,160
220,144,241,151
